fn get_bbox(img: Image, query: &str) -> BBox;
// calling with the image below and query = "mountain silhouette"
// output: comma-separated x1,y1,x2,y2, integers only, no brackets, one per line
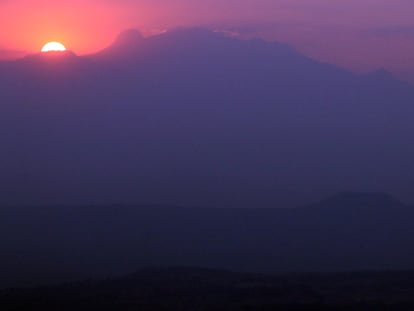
96,29,145,59
1,192,414,288
1,27,414,209
114,29,145,46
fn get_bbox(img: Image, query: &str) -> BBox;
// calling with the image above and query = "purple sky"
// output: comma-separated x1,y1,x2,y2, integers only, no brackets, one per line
1,0,414,81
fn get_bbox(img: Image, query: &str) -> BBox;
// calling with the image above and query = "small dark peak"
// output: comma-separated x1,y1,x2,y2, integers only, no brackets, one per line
319,192,404,209
113,29,145,48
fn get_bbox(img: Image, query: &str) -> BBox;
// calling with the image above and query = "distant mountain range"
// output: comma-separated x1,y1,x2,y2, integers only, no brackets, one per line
1,28,414,208
1,192,414,288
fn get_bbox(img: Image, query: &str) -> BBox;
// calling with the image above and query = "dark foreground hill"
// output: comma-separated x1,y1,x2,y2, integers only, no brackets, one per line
1,192,414,288
3,267,414,310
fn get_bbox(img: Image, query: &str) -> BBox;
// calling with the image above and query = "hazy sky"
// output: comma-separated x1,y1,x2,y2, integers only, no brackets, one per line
1,0,414,79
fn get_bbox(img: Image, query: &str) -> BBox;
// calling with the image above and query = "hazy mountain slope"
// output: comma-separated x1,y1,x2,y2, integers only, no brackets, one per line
1,28,414,207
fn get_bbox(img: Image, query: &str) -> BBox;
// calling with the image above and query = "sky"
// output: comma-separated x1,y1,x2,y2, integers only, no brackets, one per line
1,0,414,80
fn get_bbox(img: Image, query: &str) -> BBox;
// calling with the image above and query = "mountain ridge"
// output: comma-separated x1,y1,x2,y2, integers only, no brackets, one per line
2,28,411,89
0,27,414,208
1,192,414,288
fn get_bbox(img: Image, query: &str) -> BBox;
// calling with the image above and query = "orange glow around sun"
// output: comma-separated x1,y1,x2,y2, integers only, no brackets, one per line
41,42,67,52
0,0,135,57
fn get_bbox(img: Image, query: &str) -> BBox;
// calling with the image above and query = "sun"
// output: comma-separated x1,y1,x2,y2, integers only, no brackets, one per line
41,42,67,53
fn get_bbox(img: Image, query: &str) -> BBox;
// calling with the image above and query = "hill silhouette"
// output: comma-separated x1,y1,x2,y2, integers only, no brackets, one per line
4,267,414,310
1,192,414,288
1,28,414,208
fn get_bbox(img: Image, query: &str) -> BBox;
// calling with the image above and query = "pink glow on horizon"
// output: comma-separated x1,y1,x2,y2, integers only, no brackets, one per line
1,0,414,80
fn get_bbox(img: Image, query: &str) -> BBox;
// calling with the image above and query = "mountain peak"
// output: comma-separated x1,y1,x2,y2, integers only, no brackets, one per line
94,29,145,58
113,29,144,47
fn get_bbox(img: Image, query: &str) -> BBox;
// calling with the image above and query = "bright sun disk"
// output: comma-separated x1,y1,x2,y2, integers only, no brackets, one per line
41,42,67,53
